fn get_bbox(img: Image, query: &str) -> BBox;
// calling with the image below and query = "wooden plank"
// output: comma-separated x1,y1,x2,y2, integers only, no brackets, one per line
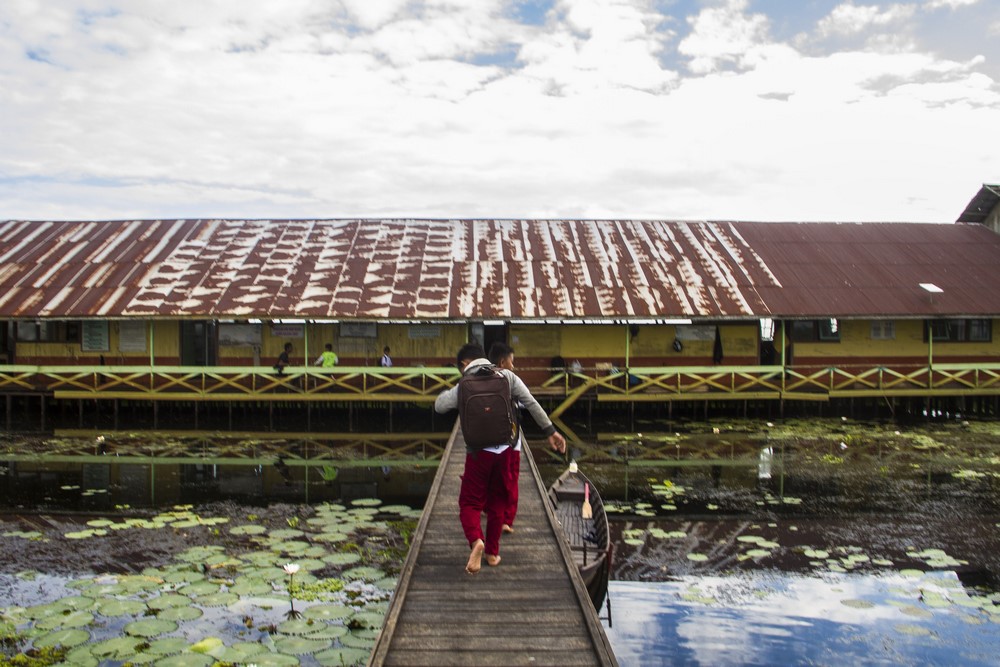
368,424,618,667
383,649,602,667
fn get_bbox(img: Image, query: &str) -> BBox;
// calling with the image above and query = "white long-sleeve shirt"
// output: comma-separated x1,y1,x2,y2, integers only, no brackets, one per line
434,358,556,453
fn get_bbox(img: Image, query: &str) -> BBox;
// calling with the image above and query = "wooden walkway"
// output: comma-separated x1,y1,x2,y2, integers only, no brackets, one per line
369,424,619,667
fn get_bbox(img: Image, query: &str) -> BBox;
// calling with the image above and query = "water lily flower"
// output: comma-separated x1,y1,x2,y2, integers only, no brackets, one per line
712,427,720,435
96,435,105,443
283,563,300,575
839,442,848,450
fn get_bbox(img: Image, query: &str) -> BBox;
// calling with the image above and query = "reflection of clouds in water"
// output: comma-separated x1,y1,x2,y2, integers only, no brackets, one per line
757,446,772,480
606,571,988,666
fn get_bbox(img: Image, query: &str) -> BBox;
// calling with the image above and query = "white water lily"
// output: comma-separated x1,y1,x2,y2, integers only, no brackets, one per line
283,563,300,575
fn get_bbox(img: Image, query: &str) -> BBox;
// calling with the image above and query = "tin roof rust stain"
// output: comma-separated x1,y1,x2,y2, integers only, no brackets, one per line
1,218,1000,320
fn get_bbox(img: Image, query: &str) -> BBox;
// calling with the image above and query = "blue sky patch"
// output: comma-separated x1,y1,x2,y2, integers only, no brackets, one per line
510,0,554,26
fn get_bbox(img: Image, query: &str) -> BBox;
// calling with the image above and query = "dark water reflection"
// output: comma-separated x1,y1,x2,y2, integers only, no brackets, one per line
3,419,1000,665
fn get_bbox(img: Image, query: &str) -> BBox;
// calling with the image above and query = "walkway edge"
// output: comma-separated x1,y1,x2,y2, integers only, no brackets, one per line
367,422,458,666
522,441,619,667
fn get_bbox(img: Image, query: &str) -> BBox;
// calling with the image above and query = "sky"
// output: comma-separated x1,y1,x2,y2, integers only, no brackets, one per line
1,0,998,223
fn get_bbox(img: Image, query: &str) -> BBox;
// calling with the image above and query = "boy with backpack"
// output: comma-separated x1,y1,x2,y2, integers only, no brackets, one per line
434,343,566,574
488,341,521,535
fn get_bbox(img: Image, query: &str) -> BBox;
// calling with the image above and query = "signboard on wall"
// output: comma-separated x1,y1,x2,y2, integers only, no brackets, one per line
270,324,304,339
219,324,262,346
341,322,377,338
408,326,441,340
675,325,716,341
118,321,147,352
81,321,110,352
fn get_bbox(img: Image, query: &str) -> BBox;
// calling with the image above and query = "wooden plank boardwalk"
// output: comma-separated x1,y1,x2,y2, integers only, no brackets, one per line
369,424,619,667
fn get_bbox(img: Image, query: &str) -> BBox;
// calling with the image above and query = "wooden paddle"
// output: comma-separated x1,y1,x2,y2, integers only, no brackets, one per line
582,482,593,519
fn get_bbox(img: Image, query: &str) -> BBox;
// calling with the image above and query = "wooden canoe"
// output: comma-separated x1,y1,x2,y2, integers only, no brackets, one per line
547,466,611,609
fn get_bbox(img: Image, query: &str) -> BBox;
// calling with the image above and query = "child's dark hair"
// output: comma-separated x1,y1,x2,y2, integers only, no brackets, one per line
457,343,486,367
488,341,513,365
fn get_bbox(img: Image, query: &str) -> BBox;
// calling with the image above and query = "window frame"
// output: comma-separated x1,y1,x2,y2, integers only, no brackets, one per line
925,319,992,343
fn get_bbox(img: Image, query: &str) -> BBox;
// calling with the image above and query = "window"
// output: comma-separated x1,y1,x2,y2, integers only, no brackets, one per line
818,319,840,341
927,319,992,343
759,318,775,342
870,320,896,340
790,319,841,343
15,321,80,343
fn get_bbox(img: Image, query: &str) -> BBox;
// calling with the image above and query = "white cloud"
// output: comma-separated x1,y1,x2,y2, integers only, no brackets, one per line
0,0,997,224
924,0,979,10
677,0,770,74
817,3,917,38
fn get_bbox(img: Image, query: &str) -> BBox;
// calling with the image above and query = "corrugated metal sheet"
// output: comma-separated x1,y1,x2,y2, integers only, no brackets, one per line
1,218,999,320
957,184,1000,223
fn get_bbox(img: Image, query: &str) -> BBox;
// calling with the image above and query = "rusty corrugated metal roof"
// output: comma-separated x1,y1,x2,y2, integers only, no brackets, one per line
1,218,999,320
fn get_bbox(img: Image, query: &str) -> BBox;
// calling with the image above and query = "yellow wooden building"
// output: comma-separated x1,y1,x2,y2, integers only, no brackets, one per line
2,184,1000,429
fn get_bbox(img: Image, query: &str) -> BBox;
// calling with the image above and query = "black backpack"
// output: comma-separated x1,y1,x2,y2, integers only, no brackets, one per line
458,365,517,449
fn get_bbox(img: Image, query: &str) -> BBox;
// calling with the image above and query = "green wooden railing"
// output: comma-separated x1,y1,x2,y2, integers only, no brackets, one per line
2,363,1000,418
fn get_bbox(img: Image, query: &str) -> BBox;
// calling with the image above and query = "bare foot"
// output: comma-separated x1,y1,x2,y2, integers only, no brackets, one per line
466,539,484,574
502,524,514,534
486,554,501,567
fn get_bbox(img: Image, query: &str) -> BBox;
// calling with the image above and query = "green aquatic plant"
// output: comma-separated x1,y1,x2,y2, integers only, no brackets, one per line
0,645,69,666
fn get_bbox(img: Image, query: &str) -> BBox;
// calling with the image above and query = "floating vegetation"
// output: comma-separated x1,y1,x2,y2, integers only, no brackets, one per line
841,599,876,609
0,498,416,665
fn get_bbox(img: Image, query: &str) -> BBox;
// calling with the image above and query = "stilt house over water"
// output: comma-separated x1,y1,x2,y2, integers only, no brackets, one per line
2,184,1000,426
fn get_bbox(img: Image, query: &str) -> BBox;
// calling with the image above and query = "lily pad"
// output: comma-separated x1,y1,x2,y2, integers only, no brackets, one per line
278,618,318,635
146,637,191,655
194,592,239,607
90,636,144,660
147,594,192,611
323,552,362,566
125,618,178,637
349,612,384,630
157,606,204,622
59,595,96,610
302,603,353,621
36,610,93,630
304,624,350,640
230,524,268,536
180,581,221,597
315,647,369,666
270,528,307,540
154,654,215,667
339,631,375,649
275,636,332,655
190,637,224,654
841,599,875,609
687,553,708,562
246,652,301,665
34,628,91,648
342,566,384,582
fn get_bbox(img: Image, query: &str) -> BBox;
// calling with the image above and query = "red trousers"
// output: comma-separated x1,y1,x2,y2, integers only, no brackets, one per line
459,448,511,556
504,448,520,528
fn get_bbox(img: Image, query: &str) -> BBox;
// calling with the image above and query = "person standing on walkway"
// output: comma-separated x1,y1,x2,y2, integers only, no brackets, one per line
488,341,521,535
273,342,293,375
380,346,393,367
314,343,338,368
434,343,566,574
